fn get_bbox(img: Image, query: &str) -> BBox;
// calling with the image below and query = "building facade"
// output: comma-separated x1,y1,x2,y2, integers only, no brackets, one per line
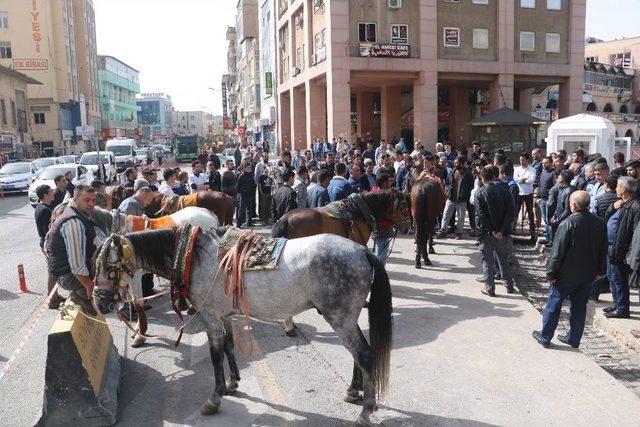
72,0,100,150
0,0,84,155
0,65,40,158
224,26,239,139
136,92,173,141
98,55,140,140
258,0,278,152
236,0,261,144
275,0,585,152
172,110,215,140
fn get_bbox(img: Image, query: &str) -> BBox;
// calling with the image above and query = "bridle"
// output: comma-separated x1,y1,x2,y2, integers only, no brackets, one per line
94,234,137,304
392,193,412,231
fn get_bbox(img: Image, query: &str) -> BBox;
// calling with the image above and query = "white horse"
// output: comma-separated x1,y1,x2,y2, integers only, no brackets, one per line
94,229,392,426
102,206,219,347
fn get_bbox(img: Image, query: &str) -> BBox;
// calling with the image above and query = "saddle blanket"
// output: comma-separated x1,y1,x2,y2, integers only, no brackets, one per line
216,227,286,271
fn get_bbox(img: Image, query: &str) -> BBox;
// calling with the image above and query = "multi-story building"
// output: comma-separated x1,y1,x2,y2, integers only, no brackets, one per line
0,0,83,155
72,0,100,150
258,0,278,152
275,0,585,153
172,110,215,140
0,65,40,158
136,92,173,141
224,26,239,136
98,55,140,140
236,0,261,144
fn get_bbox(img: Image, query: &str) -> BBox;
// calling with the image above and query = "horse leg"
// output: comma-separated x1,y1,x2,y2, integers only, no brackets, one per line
282,317,298,337
222,317,241,394
200,326,227,415
344,363,364,403
335,325,377,425
428,220,436,254
131,303,147,348
422,220,433,266
414,222,422,269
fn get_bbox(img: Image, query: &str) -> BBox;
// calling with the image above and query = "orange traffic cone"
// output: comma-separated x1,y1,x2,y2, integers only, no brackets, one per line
17,264,30,293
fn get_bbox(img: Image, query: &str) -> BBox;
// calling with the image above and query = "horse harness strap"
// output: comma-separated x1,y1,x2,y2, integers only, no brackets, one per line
170,224,201,346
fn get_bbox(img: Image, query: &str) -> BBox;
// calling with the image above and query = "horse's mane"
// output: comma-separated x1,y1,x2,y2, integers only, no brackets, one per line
360,189,400,218
125,228,177,276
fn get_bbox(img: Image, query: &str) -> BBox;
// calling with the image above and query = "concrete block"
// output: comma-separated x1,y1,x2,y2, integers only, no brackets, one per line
37,307,121,426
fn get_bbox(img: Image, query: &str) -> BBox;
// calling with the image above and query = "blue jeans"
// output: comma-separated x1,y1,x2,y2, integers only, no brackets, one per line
541,282,590,347
374,237,392,265
539,198,551,242
607,246,630,313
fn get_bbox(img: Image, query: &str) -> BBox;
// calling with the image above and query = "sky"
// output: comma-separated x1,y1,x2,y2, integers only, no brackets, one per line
93,0,640,115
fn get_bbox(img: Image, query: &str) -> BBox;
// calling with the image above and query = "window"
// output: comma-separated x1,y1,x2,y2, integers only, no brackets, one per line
296,47,303,68
473,0,489,4
473,28,489,49
443,27,460,48
521,0,535,7
0,99,5,125
0,41,11,58
34,112,45,124
358,23,376,43
388,0,401,7
546,33,560,53
519,31,535,51
547,0,561,9
0,12,8,29
391,24,408,44
10,100,15,126
585,56,598,63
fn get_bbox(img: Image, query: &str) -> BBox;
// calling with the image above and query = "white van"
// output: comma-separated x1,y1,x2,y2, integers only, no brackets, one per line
79,151,117,183
105,138,137,172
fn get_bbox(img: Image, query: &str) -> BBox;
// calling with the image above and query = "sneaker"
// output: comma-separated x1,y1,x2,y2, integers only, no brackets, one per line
475,276,486,283
481,288,496,297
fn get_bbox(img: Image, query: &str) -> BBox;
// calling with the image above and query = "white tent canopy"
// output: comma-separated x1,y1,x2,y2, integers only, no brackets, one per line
546,114,617,164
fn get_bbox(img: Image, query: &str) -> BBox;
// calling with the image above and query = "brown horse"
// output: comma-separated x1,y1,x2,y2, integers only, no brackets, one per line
411,178,446,268
110,187,234,226
271,188,411,245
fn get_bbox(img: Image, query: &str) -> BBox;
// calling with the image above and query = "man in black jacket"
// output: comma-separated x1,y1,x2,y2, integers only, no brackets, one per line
533,191,607,348
437,156,474,239
34,185,66,308
237,162,256,227
549,170,575,230
537,157,556,243
271,170,297,222
52,175,67,208
474,165,515,296
604,176,640,318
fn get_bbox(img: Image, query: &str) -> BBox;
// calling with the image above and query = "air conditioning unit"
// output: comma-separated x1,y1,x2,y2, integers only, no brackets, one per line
388,0,402,8
292,66,301,76
295,16,304,28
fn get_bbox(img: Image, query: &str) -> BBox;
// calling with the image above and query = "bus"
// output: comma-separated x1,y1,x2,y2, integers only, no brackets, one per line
175,135,202,163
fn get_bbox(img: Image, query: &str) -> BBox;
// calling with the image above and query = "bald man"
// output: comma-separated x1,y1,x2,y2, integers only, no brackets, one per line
533,190,607,349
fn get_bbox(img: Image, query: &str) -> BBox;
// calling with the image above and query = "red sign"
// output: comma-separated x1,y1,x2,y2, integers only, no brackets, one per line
237,126,246,137
438,107,450,124
223,116,231,130
31,0,41,53
12,59,48,70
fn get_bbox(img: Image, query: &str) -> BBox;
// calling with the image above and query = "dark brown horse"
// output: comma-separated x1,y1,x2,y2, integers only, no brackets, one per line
271,188,411,245
411,178,446,268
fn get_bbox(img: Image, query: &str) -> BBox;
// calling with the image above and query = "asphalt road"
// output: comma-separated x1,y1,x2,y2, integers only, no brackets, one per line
2,191,640,426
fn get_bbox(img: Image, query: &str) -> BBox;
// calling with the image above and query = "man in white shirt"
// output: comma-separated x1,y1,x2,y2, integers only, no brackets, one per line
374,139,390,165
158,168,176,197
188,160,209,192
514,152,537,241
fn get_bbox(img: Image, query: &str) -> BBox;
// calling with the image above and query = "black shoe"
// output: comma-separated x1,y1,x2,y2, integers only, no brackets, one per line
602,306,616,313
481,288,496,297
557,334,579,348
506,286,515,294
604,310,631,319
532,330,550,348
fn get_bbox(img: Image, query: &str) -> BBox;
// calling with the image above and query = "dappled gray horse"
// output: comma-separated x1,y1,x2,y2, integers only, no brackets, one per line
93,229,392,425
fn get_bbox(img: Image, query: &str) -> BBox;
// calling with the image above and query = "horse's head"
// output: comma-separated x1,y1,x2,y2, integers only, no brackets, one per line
390,188,412,234
93,234,137,314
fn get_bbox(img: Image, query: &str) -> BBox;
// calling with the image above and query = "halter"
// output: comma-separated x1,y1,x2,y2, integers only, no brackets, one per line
94,234,137,303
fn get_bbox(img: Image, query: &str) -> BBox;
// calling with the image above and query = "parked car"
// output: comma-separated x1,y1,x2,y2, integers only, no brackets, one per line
79,151,117,183
135,148,153,166
28,163,94,207
58,155,79,164
0,161,43,194
34,157,64,169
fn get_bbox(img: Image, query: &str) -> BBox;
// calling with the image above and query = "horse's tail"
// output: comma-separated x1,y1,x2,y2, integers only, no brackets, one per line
365,251,392,400
271,218,288,238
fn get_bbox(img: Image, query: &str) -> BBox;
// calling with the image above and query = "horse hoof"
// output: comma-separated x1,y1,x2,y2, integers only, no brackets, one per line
225,380,239,395
343,391,362,404
131,336,146,348
200,400,220,415
284,327,298,337
355,413,373,426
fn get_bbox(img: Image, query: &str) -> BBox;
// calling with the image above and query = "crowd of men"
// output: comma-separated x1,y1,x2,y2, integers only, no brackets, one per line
29,135,640,348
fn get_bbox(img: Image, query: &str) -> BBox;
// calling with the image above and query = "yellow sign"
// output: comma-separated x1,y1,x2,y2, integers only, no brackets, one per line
50,309,112,396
